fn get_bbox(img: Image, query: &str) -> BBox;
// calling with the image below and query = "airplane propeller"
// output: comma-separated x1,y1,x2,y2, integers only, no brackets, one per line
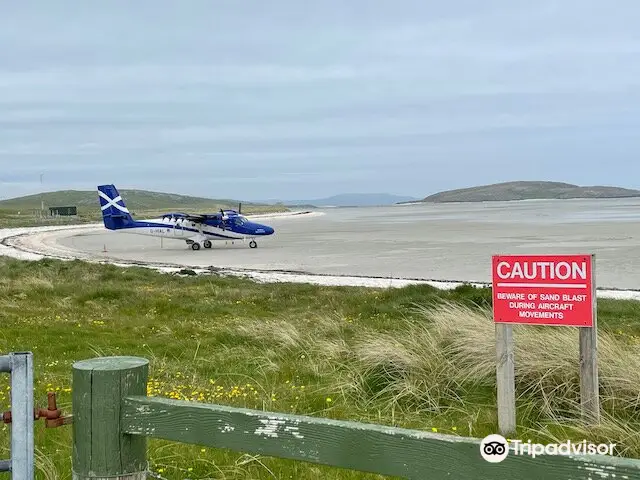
220,208,228,229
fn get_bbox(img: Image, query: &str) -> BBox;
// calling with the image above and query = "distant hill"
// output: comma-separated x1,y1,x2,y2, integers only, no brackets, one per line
275,193,419,207
0,189,283,212
420,181,640,203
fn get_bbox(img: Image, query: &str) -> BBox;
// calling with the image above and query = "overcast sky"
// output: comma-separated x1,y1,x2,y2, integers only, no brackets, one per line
1,0,639,201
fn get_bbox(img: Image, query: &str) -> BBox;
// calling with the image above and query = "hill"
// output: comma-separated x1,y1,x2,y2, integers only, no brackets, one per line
0,188,288,228
420,181,640,203
0,188,280,212
276,193,418,207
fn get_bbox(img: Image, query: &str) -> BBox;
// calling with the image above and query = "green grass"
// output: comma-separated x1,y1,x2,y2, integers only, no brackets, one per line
0,188,289,228
0,188,287,210
0,257,639,479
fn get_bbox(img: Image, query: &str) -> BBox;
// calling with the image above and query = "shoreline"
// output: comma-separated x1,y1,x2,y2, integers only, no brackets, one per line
2,216,640,301
399,196,640,206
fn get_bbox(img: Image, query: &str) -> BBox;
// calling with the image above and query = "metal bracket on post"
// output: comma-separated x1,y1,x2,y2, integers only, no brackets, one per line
0,352,35,479
3,391,74,428
0,355,11,373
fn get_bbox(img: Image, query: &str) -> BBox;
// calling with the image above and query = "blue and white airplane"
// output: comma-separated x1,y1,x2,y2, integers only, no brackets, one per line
97,184,275,250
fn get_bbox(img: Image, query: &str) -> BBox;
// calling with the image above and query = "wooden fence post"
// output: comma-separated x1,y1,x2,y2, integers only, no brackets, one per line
72,356,149,480
496,323,516,436
580,255,600,423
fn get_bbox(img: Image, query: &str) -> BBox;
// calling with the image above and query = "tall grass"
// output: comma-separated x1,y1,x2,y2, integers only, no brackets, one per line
0,257,639,478
231,300,640,454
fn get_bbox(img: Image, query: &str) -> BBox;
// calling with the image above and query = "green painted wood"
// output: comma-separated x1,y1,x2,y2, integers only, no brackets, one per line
72,357,149,480
122,396,640,480
72,366,92,478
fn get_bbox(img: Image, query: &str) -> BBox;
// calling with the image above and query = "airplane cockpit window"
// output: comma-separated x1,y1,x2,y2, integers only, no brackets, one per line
232,216,248,226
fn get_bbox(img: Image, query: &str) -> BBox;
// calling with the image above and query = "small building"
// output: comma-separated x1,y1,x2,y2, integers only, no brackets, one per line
49,206,77,216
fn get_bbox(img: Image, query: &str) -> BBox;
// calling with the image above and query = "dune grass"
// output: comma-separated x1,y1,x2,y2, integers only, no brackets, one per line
0,257,639,479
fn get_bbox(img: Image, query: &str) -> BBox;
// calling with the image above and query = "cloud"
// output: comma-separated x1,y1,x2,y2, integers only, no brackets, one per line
1,0,640,200
0,64,372,90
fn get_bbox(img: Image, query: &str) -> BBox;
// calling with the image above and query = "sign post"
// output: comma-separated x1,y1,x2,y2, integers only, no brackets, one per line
491,254,598,435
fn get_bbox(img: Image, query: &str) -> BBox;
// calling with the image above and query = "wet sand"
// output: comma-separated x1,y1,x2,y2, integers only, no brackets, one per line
41,197,640,290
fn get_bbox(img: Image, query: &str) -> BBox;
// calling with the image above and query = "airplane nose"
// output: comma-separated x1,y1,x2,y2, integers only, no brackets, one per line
253,223,274,235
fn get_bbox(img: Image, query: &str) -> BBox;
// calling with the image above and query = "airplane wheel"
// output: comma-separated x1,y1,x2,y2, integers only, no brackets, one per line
191,242,201,250
203,240,212,248
249,240,257,248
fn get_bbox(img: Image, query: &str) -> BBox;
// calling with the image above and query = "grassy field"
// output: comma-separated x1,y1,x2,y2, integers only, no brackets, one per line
0,204,289,229
0,188,290,228
1,257,639,479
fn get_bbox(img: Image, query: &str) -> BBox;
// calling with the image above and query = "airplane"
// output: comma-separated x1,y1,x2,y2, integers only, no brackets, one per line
97,184,275,250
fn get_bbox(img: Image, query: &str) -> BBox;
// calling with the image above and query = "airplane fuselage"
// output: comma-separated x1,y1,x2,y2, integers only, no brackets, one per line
115,216,263,242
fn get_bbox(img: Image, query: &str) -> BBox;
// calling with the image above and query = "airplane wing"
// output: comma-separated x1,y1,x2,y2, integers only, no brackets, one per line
184,214,208,222
161,212,214,221
161,211,232,225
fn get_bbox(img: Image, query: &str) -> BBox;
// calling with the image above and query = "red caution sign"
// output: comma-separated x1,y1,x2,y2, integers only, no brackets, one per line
492,254,594,326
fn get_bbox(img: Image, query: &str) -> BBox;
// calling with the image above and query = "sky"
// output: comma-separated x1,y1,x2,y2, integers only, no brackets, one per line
1,0,640,201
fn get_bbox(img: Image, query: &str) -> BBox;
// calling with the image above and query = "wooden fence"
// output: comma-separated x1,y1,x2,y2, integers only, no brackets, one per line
71,356,640,480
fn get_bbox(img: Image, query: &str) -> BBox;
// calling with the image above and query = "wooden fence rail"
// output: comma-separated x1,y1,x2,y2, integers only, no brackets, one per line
71,356,640,480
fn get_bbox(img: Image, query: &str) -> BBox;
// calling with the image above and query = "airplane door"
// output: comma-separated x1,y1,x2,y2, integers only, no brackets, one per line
174,219,184,236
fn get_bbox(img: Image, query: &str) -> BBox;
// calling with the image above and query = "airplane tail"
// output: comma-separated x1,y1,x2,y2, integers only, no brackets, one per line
97,184,134,230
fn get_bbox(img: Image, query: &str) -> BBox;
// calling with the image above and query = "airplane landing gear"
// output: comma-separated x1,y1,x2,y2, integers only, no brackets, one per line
191,242,200,250
203,240,212,249
249,240,257,248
